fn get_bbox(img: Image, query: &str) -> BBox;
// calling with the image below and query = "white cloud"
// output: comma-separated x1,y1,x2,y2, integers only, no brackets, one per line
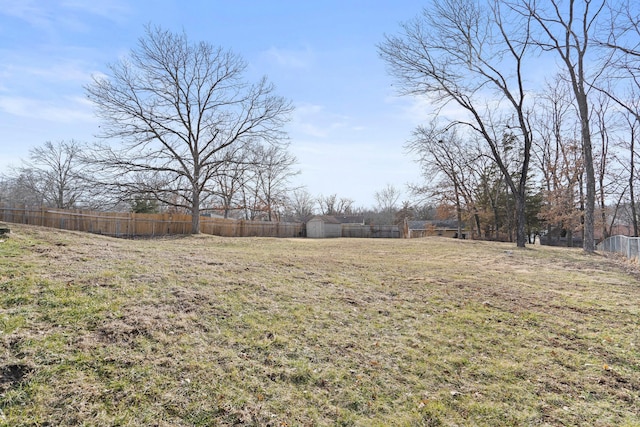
0,0,130,34
8,61,94,85
262,46,315,69
0,0,55,30
0,96,94,123
61,0,131,21
290,102,365,139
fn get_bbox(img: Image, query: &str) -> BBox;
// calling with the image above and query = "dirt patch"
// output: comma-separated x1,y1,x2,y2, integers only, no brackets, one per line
0,364,32,391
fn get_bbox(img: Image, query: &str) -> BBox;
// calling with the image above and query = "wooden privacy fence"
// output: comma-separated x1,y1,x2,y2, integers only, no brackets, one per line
597,235,640,262
341,223,401,238
0,206,303,238
200,217,303,238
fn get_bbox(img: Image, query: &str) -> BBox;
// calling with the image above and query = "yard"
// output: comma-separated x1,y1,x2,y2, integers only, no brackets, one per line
1,224,639,426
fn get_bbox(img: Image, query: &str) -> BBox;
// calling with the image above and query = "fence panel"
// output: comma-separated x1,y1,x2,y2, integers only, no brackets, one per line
341,224,401,238
0,205,304,239
597,235,640,262
3,206,406,239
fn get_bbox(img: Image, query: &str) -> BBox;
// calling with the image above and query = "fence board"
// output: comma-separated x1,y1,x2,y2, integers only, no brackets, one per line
341,224,401,238
597,235,640,262
0,205,303,238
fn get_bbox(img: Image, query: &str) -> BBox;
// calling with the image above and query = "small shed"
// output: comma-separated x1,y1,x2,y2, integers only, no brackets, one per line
306,215,342,238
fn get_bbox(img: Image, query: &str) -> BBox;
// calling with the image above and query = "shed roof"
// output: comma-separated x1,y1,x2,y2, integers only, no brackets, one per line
308,215,342,224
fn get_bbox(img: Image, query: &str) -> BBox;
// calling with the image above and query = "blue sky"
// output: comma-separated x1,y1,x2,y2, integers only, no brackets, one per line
0,0,430,208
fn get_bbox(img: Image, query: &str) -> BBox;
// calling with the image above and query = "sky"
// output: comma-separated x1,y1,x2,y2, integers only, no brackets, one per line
0,0,432,209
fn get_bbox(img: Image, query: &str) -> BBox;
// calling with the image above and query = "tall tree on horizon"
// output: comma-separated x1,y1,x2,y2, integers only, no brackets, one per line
85,25,293,233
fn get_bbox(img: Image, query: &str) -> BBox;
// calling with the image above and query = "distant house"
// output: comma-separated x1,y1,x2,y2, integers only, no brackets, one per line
407,220,466,239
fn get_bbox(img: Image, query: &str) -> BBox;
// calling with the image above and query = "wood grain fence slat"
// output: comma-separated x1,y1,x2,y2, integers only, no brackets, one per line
0,205,303,238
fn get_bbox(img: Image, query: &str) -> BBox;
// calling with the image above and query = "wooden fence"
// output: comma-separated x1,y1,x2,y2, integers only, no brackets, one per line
0,206,303,238
341,223,401,238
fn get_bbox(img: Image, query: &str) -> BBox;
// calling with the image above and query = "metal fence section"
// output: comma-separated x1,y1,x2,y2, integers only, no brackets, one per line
597,235,640,262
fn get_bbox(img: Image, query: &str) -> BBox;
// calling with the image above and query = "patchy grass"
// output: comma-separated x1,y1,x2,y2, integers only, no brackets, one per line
1,224,639,426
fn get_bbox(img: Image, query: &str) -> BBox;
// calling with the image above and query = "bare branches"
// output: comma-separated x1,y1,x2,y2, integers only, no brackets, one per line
12,140,90,209
380,0,535,247
85,25,293,232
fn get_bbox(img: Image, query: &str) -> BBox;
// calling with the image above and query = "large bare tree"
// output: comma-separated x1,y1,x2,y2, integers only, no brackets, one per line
516,0,612,252
85,25,293,233
380,0,535,247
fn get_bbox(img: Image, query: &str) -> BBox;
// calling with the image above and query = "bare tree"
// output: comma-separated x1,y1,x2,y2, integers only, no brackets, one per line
373,184,401,224
532,77,584,245
85,25,293,233
601,1,640,68
618,105,640,236
407,124,483,238
208,146,251,218
516,0,613,252
12,140,88,209
595,3,640,236
317,194,354,216
247,144,300,221
0,173,43,207
380,0,535,247
591,92,628,240
317,194,337,216
289,189,316,221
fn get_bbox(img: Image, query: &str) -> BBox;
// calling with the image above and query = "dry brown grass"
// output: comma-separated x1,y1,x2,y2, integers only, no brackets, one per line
1,224,639,426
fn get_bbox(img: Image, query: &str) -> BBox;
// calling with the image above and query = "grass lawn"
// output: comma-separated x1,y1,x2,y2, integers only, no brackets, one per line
1,224,639,426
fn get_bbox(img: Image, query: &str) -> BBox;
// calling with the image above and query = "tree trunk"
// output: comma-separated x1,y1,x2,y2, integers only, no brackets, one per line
192,185,200,234
581,114,596,252
631,133,638,237
506,187,514,243
455,184,463,238
515,193,527,248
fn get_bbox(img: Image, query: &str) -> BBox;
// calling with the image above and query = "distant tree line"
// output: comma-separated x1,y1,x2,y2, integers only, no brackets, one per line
380,0,640,251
